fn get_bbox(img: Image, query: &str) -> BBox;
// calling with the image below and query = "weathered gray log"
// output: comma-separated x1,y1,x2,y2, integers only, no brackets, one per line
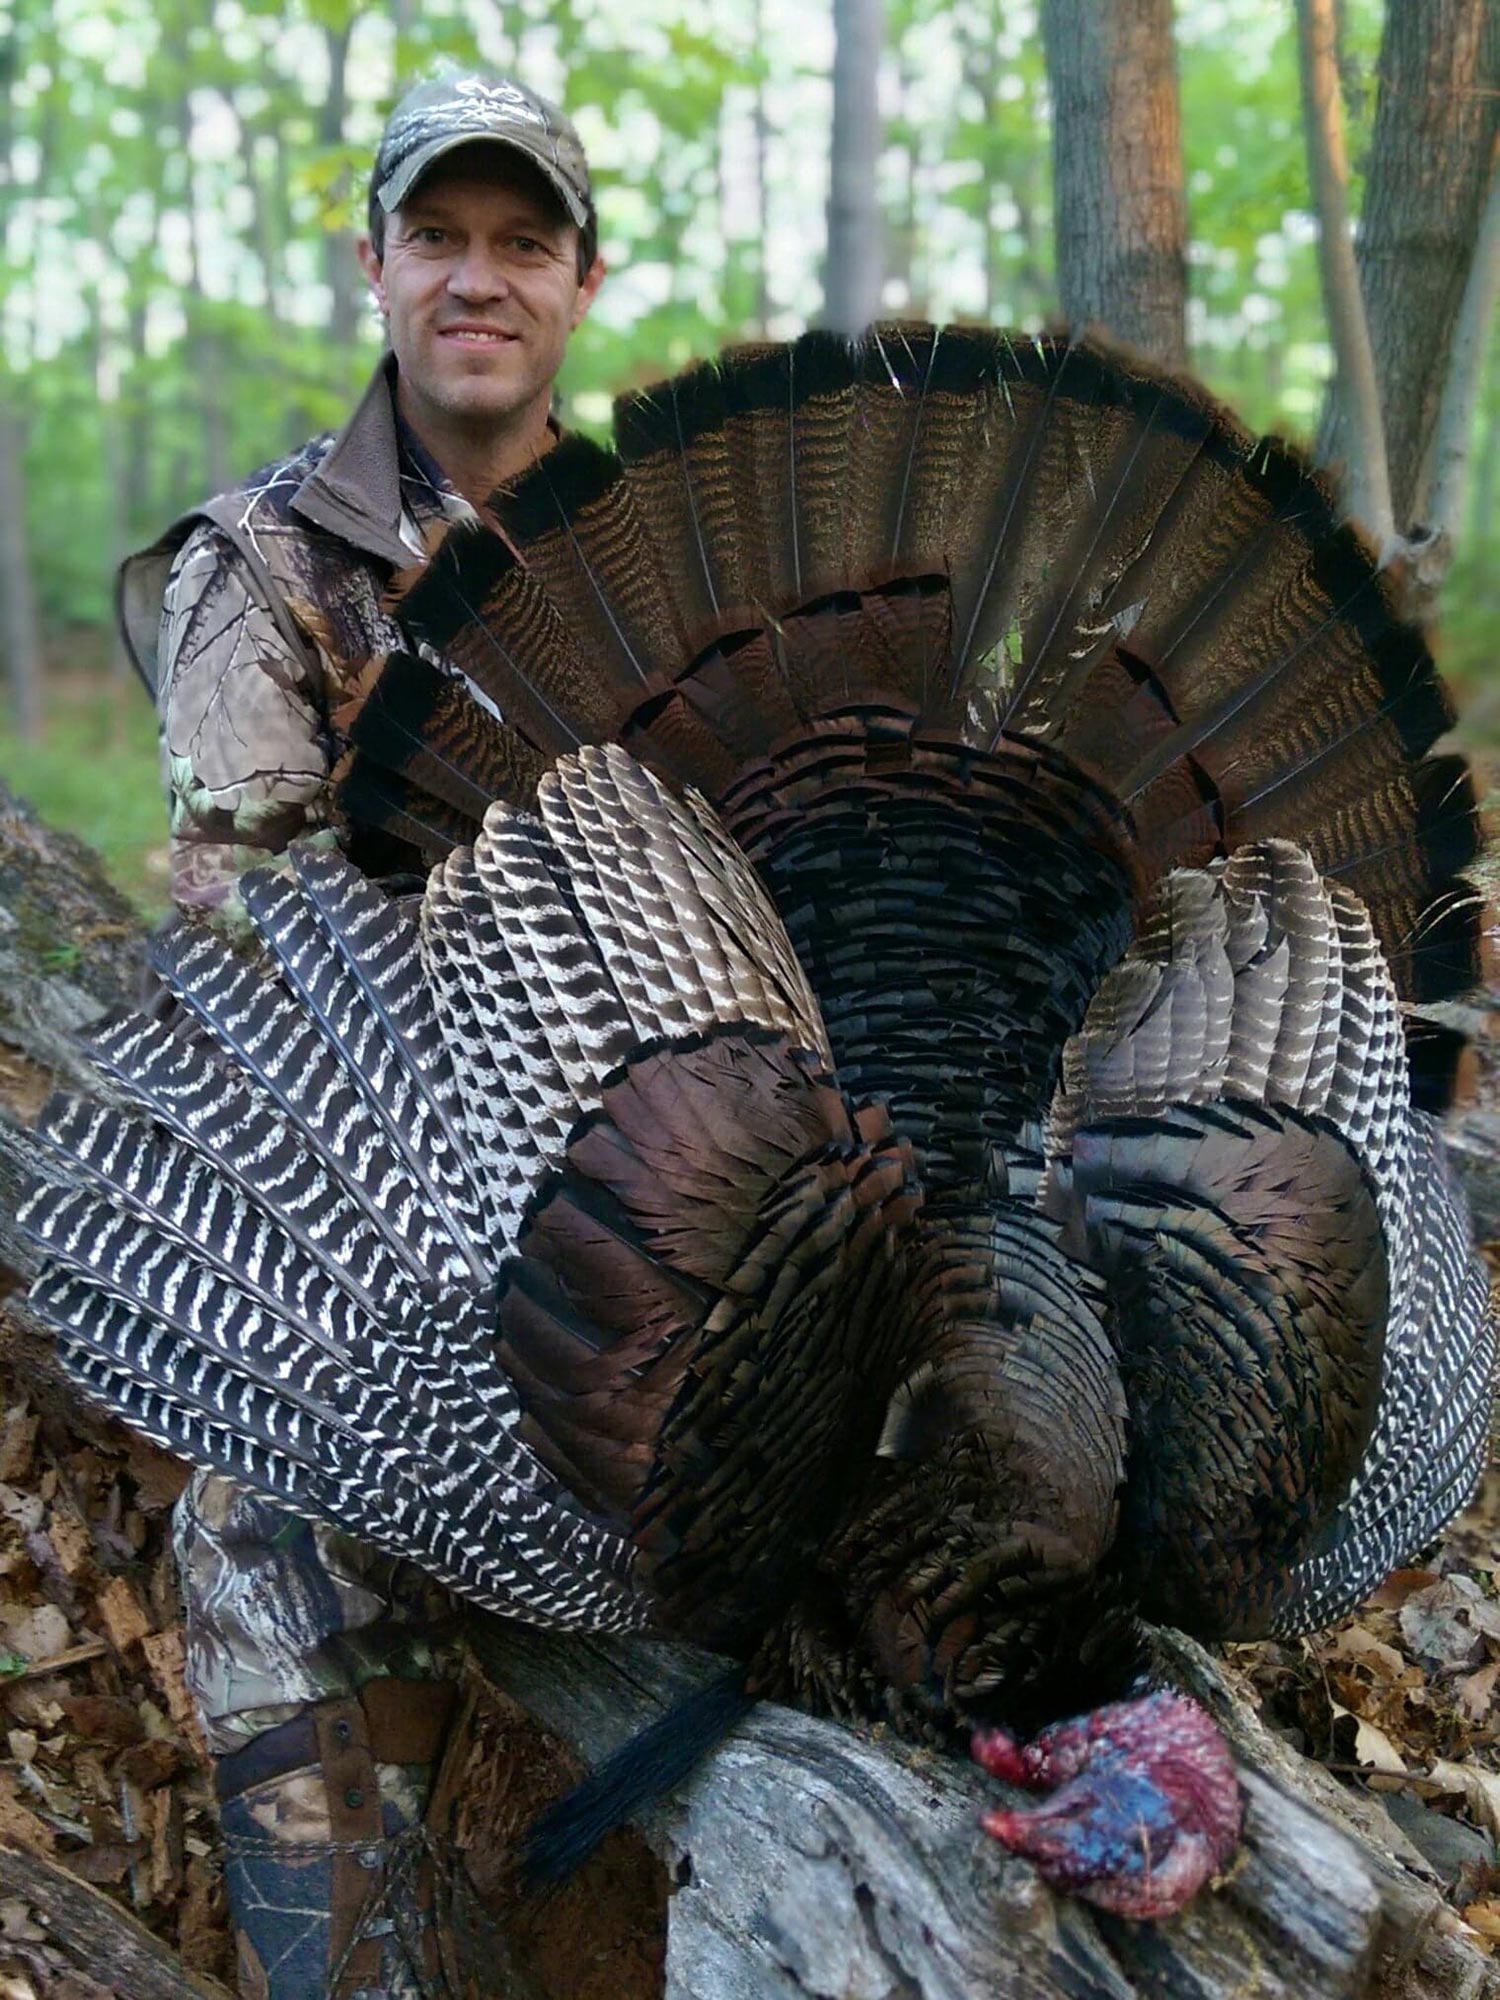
0,1840,233,2000
465,1619,1500,2000
2,776,1499,1999
0,782,145,1083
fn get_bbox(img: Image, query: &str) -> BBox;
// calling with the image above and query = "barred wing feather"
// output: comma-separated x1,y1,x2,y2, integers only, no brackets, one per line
20,744,880,1646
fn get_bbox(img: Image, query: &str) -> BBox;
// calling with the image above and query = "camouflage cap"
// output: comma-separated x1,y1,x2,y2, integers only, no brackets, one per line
373,72,591,229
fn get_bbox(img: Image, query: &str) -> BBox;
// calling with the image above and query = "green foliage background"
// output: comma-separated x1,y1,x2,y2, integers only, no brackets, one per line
2,0,1497,912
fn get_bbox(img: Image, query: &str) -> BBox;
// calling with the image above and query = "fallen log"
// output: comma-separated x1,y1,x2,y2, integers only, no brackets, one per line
0,1840,232,2000
0,777,1498,2000
463,1617,1500,2000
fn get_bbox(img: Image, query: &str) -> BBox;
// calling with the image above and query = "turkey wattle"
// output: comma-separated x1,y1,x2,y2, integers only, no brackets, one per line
20,326,1497,1922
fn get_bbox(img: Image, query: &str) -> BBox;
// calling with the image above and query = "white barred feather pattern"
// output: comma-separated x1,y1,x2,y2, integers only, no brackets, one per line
1045,839,1496,1631
20,744,836,1635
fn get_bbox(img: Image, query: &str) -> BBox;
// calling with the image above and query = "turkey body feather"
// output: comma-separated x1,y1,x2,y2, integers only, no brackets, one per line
19,324,1499,1913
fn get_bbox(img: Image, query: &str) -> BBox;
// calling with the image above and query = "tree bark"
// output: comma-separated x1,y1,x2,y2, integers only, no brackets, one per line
320,20,360,365
1421,134,1500,571
822,0,885,336
464,1620,1500,2000
175,92,230,499
1327,0,1500,534
751,0,774,336
0,1843,232,2000
0,21,42,743
1040,0,1187,369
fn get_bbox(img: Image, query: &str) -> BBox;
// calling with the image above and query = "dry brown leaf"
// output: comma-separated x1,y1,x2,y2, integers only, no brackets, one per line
1429,1759,1500,1840
122,1438,189,1515
56,1696,142,1749
70,1751,112,1809
1333,1703,1409,1774
0,1774,55,1857
115,1738,187,1793
1464,1898,1500,1944
0,1606,70,1668
1329,1625,1409,1680
1368,1569,1442,1610
66,1839,145,1887
1459,1662,1500,1722
0,1903,41,1945
42,1510,91,1584
92,1577,152,1654
1401,1580,1490,1672
0,1416,39,1489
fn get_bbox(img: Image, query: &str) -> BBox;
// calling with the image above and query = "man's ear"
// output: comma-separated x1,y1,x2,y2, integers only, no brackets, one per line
357,235,387,315
571,253,606,329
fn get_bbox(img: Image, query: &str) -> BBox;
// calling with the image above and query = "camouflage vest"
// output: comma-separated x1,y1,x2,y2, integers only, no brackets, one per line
118,358,450,715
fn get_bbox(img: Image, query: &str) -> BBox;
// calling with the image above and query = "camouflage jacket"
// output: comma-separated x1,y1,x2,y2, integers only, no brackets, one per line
120,357,473,927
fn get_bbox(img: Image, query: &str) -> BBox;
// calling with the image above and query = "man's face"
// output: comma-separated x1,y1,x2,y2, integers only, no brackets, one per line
359,147,603,438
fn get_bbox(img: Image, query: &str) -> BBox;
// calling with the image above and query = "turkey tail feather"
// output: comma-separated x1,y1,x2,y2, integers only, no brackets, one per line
351,324,1484,1008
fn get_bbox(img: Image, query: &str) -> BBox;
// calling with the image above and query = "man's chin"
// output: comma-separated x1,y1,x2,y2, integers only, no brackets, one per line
425,381,542,429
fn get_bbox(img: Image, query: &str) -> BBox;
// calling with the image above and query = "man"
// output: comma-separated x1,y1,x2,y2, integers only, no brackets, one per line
122,70,604,927
119,71,605,1998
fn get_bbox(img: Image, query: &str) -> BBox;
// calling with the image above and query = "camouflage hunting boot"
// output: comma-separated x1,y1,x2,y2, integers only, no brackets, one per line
217,1678,473,1999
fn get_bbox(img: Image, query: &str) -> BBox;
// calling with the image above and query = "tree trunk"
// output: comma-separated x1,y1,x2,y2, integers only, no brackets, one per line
463,1619,1500,2000
122,281,155,543
175,92,230,499
1419,133,1500,571
1040,0,1187,369
84,201,134,683
822,0,884,336
0,396,43,743
0,1844,231,2000
1296,0,1399,553
751,0,773,336
1324,0,1500,534
320,20,360,366
0,19,41,741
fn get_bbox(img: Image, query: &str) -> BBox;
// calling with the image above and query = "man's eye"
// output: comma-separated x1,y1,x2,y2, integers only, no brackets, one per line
415,227,448,245
513,237,546,255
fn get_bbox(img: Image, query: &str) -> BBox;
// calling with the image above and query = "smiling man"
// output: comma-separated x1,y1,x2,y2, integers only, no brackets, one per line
121,71,604,928
359,77,604,508
116,72,605,2000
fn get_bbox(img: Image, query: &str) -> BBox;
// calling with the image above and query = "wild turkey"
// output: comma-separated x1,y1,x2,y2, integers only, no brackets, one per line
20,326,1497,1921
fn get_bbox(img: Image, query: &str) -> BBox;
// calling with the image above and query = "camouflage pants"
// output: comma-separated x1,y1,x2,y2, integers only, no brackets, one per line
175,1471,457,1758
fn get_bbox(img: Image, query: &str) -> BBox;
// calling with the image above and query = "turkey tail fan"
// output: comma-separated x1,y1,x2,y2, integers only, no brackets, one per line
342,323,1486,1016
339,648,548,845
1043,842,1497,1640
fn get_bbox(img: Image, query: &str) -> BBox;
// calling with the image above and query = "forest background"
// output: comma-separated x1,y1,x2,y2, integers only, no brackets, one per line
2,0,1499,915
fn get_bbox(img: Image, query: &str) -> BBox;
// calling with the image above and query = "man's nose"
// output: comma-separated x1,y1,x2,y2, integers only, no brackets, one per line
447,249,510,300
